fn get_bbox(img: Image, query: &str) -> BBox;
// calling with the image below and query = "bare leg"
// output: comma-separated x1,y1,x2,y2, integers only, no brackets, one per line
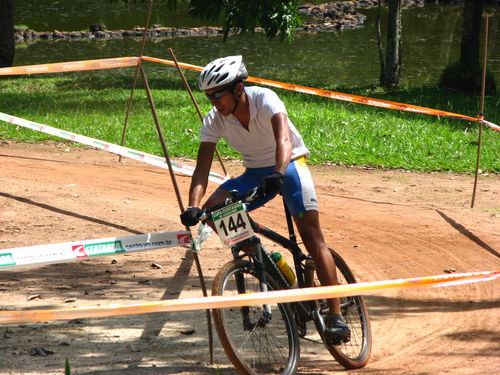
293,210,340,314
294,210,351,344
202,188,231,209
200,189,231,231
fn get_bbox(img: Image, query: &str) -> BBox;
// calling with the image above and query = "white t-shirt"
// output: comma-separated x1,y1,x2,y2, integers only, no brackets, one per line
201,86,310,168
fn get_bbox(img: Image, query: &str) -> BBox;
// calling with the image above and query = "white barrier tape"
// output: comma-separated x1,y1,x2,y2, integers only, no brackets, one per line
481,119,500,132
0,271,497,324
0,231,191,270
0,112,228,184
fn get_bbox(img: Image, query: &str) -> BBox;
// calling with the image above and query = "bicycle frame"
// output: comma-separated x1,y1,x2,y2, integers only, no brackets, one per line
230,197,318,325
210,191,373,370
252,197,310,283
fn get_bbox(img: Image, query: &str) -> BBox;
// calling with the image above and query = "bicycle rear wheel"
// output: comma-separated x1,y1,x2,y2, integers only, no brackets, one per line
305,247,372,369
212,259,300,375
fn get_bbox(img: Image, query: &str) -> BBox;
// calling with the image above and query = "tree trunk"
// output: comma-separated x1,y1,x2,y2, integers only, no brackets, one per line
439,0,495,94
376,1,385,84
382,0,402,87
0,0,15,68
459,0,483,71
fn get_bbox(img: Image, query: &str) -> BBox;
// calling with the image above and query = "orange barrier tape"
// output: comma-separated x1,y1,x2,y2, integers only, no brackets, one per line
0,270,497,324
0,57,139,75
249,77,477,121
140,56,499,131
141,55,203,72
1,55,497,131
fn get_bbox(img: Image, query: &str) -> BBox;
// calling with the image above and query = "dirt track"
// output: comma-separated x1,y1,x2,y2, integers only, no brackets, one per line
0,141,499,375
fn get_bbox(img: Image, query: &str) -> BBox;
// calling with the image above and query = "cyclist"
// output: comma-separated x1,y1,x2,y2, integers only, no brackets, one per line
180,55,350,345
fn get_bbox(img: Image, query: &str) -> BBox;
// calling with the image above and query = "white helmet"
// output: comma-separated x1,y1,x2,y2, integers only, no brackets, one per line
198,55,248,91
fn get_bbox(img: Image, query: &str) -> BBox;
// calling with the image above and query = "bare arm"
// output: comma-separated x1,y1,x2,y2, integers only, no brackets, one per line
271,112,293,174
188,142,217,207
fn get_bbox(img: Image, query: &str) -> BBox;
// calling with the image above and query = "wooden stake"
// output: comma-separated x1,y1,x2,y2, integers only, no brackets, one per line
118,0,154,162
167,48,229,178
139,65,214,364
112,0,215,362
471,14,489,208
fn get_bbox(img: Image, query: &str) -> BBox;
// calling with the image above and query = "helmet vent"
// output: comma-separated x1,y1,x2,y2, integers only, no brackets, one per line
206,65,217,76
216,72,229,84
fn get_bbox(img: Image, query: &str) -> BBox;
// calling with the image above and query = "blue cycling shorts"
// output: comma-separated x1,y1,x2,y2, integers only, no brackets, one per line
218,156,318,217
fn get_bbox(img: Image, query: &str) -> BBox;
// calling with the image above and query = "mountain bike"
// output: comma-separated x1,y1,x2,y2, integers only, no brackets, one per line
199,187,372,375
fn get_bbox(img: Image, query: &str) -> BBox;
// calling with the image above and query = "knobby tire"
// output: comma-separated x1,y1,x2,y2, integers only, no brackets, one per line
212,259,300,375
305,247,372,369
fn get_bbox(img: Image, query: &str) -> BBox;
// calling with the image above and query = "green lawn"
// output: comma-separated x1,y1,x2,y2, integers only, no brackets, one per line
1,70,498,173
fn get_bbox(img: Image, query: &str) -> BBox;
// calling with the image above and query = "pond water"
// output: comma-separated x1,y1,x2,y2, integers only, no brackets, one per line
13,1,500,88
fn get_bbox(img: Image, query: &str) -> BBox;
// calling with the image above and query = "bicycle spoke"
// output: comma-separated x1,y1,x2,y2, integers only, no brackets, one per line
212,260,299,375
245,320,289,370
305,248,372,369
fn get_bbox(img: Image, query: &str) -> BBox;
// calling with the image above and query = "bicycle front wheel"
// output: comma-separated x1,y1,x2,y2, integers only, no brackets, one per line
212,259,300,375
305,247,372,369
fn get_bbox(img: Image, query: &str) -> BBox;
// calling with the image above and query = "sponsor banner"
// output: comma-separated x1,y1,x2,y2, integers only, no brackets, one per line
0,57,139,76
0,231,190,270
141,55,499,131
0,112,228,184
0,271,497,324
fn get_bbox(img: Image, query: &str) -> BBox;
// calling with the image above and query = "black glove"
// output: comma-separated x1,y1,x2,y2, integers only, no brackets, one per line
260,172,284,197
180,207,202,227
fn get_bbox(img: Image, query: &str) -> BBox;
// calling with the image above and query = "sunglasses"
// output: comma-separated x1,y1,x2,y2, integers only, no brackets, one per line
205,87,230,100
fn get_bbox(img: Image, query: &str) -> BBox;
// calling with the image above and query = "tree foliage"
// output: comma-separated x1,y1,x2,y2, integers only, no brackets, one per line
120,0,301,41
188,0,301,41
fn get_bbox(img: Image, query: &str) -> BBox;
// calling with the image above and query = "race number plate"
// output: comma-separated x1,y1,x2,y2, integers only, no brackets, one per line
212,201,254,247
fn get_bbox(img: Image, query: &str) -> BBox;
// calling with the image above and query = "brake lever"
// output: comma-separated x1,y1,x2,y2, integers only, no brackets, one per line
198,210,208,223
247,186,261,202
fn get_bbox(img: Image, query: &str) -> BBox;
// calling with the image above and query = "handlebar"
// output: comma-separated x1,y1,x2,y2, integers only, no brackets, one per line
198,186,263,223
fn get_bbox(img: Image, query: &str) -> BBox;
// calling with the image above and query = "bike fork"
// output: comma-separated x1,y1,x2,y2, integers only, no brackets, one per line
253,242,272,319
231,240,272,327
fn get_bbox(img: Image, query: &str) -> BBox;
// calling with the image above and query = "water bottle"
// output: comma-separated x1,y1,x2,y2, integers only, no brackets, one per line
271,252,296,287
194,223,213,251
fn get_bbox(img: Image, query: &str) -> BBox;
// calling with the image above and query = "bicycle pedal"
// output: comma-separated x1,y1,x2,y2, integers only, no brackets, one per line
296,319,307,338
324,328,351,346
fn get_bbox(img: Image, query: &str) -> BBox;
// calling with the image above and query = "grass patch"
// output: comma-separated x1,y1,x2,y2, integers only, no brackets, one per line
0,73,498,173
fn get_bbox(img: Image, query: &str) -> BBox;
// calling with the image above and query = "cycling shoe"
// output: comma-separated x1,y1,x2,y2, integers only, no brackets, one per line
324,313,351,346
